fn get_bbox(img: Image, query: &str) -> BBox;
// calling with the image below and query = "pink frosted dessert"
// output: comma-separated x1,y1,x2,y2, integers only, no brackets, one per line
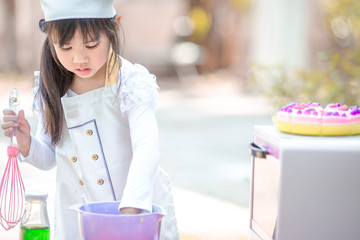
348,105,360,124
322,103,350,125
276,102,360,125
277,102,323,124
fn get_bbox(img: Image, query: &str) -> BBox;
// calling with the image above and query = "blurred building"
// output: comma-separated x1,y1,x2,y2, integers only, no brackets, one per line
0,0,187,75
0,0,338,81
0,0,251,77
0,0,44,73
114,0,188,76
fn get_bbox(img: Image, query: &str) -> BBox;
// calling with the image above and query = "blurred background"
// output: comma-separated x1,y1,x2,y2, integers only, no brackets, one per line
0,0,360,239
1,0,360,105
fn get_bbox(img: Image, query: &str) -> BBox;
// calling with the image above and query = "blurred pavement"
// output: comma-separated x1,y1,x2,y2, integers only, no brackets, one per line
0,71,274,240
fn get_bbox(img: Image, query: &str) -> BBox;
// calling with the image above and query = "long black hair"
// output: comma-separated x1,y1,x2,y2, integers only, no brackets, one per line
36,18,121,145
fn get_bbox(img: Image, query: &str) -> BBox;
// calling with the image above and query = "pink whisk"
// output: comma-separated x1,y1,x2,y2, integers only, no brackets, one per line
0,88,25,230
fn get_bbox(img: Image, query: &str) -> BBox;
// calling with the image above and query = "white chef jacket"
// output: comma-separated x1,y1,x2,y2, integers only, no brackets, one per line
20,57,179,240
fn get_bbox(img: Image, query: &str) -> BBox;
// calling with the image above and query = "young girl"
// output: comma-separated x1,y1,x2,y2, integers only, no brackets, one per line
1,0,178,239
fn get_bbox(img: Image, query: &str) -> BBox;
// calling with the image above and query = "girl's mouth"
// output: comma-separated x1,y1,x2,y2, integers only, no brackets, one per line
76,68,91,76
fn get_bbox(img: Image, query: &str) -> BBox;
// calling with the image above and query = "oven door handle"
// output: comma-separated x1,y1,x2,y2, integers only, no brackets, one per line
249,142,268,159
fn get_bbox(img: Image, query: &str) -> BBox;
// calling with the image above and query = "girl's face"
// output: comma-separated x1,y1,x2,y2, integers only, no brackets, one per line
52,29,110,80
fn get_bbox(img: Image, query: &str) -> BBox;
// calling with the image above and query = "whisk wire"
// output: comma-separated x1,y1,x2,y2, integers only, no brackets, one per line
0,153,25,230
0,88,26,230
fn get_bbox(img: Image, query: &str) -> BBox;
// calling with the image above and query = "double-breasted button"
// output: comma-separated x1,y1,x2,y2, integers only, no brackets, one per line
71,156,77,162
92,154,98,160
86,129,93,136
79,180,83,185
97,179,104,185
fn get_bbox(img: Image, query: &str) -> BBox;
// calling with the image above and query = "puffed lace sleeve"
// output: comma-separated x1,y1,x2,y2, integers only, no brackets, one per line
119,58,159,116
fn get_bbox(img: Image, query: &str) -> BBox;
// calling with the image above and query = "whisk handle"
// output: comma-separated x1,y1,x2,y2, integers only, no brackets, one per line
9,88,20,146
7,146,19,157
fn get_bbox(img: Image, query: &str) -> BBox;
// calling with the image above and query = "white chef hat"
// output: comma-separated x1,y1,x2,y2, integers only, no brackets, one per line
40,0,116,22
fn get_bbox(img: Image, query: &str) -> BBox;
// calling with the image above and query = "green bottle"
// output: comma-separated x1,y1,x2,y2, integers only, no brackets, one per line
20,192,50,240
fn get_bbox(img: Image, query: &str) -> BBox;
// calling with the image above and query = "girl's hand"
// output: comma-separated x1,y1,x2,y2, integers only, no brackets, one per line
120,207,141,215
1,109,31,157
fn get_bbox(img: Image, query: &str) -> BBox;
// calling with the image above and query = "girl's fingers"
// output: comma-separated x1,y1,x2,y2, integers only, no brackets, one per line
2,109,24,138
2,109,17,116
2,115,19,123
17,110,26,124
0,121,18,130
17,110,30,134
3,128,13,137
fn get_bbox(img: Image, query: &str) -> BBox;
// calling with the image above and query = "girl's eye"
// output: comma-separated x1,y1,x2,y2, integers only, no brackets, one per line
86,42,99,49
61,46,72,51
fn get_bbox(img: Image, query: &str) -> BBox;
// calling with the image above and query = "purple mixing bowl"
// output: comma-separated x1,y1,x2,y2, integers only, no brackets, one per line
71,201,166,240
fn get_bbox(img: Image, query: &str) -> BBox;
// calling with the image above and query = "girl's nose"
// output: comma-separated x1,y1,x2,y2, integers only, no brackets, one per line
73,52,89,64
